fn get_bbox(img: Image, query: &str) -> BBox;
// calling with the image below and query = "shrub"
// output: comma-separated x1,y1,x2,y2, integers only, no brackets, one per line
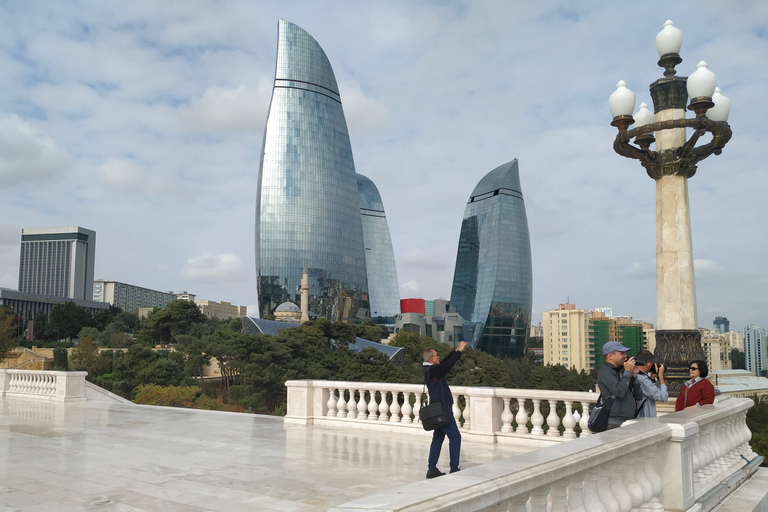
133,384,224,411
52,348,68,371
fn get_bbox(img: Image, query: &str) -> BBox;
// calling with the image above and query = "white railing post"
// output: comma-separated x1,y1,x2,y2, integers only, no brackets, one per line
465,387,499,441
401,390,413,424
515,397,529,434
656,420,698,511
0,369,8,398
284,380,314,425
546,399,561,437
530,399,544,436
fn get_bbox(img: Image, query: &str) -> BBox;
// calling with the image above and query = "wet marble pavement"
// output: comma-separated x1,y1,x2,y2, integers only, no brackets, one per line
0,399,529,511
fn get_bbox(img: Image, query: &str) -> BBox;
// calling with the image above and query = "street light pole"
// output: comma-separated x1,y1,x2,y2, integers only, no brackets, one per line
609,20,732,393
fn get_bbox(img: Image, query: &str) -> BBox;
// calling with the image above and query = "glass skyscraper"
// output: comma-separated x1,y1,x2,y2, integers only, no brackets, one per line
256,19,370,322
357,174,400,322
449,159,532,359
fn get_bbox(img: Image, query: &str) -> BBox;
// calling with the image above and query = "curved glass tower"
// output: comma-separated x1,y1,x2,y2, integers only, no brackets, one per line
449,159,533,359
357,174,400,322
256,19,369,322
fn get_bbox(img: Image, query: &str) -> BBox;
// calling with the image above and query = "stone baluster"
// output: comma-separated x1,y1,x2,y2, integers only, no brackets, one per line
597,465,621,512
347,388,358,419
610,460,633,512
582,467,608,512
367,390,379,420
711,421,727,478
726,416,741,468
566,471,587,512
46,375,55,395
500,398,514,433
401,391,413,424
562,400,577,439
634,449,655,507
515,397,529,434
462,396,470,431
692,431,704,491
389,390,401,422
413,393,422,425
546,400,561,437
356,388,368,419
579,401,592,436
336,388,348,419
452,398,461,427
529,485,550,512
702,425,718,485
624,458,645,510
549,479,568,512
643,452,665,511
506,494,530,512
377,389,390,421
530,399,545,436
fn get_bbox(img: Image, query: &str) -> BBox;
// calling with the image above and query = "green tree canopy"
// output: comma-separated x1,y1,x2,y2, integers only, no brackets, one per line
49,302,92,340
137,300,207,345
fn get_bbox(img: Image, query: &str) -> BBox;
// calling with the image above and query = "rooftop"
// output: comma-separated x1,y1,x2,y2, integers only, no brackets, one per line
0,399,527,511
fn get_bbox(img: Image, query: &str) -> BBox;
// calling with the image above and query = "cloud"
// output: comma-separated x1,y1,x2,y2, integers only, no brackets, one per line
400,280,422,296
97,158,193,200
694,259,724,278
1,274,15,288
179,84,271,133
181,252,245,283
0,115,72,185
339,81,390,139
400,247,444,269
623,260,655,280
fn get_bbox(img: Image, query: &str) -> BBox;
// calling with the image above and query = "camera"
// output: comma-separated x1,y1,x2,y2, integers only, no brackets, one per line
634,358,646,366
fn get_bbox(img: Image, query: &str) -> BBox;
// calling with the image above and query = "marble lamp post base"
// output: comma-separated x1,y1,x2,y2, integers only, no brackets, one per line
653,329,705,395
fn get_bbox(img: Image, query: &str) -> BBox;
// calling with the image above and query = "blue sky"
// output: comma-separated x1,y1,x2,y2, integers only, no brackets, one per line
1,1,766,332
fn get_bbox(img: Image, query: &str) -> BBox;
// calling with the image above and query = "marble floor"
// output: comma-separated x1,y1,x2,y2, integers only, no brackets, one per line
0,399,530,512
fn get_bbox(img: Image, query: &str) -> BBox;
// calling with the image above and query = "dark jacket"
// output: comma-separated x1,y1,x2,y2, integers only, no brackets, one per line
675,378,715,411
597,362,643,423
423,350,462,406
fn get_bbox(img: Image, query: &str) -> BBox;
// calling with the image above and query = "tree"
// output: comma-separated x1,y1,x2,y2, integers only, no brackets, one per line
49,302,92,340
731,349,745,370
70,334,100,371
0,311,17,363
137,300,207,345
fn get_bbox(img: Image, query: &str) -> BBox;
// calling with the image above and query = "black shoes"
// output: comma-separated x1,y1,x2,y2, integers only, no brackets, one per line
450,467,460,474
426,468,445,479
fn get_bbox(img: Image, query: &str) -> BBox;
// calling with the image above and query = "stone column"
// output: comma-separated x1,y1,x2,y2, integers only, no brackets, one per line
648,76,704,393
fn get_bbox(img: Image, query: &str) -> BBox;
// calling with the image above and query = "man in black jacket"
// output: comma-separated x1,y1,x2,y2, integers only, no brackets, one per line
423,341,468,478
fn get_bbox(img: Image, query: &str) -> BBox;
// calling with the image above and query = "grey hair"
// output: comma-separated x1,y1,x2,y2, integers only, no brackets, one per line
423,349,435,362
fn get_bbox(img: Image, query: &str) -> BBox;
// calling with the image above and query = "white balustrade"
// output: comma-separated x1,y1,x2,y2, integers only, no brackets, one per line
0,370,87,402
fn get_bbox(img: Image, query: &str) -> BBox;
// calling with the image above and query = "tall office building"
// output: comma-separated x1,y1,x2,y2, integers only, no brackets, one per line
714,316,730,334
543,303,591,371
18,227,96,300
449,159,532,359
744,325,767,377
256,20,370,322
356,174,400,321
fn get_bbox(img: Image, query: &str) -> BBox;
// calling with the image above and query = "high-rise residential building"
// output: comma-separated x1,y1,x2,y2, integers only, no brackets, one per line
93,280,178,312
744,325,767,377
356,174,400,322
702,330,732,371
714,316,730,334
194,300,247,320
449,159,532,359
256,19,370,323
18,227,96,300
723,331,744,352
588,313,646,366
543,303,591,371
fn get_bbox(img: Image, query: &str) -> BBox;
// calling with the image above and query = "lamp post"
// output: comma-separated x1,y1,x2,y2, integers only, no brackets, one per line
609,20,732,393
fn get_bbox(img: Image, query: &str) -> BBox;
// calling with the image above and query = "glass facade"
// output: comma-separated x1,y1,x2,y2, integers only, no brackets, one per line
449,159,532,359
256,19,370,322
357,174,400,322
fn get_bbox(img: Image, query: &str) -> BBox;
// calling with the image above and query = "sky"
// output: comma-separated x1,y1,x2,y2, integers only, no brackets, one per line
1,1,766,332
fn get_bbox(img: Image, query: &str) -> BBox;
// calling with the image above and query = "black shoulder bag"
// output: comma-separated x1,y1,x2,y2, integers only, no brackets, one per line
419,368,450,431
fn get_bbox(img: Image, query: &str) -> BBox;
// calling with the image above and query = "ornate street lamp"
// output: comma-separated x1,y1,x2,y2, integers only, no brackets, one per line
609,20,732,393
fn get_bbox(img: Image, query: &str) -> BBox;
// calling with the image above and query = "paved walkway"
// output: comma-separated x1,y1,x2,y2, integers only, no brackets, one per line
0,399,529,511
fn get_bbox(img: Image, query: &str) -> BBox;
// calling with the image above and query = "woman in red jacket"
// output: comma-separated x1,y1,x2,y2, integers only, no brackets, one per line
675,360,715,411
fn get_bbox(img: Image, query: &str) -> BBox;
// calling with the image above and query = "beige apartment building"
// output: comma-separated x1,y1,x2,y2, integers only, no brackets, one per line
194,300,247,320
702,330,733,372
722,330,744,352
543,303,591,371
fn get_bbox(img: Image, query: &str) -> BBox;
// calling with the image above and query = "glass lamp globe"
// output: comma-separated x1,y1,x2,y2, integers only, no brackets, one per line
633,102,655,127
707,87,731,122
687,61,717,99
609,80,636,118
656,20,682,56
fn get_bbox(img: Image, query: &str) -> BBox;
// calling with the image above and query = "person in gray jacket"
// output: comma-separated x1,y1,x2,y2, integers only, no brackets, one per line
635,349,668,418
597,341,643,429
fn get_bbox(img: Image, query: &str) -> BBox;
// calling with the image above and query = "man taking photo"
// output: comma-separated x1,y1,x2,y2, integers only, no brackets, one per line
597,341,643,429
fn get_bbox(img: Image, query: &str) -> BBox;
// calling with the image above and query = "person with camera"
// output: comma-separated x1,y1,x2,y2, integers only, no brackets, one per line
634,350,668,418
422,341,468,479
675,360,715,411
597,341,643,429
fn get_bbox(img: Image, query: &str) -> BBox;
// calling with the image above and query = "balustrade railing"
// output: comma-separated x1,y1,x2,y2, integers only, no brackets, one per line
285,380,598,443
328,397,762,512
0,369,87,402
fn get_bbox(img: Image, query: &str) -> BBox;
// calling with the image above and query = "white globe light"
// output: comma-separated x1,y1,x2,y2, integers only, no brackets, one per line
609,80,636,118
707,87,731,122
633,102,655,128
656,20,682,57
687,61,717,99
573,410,581,423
